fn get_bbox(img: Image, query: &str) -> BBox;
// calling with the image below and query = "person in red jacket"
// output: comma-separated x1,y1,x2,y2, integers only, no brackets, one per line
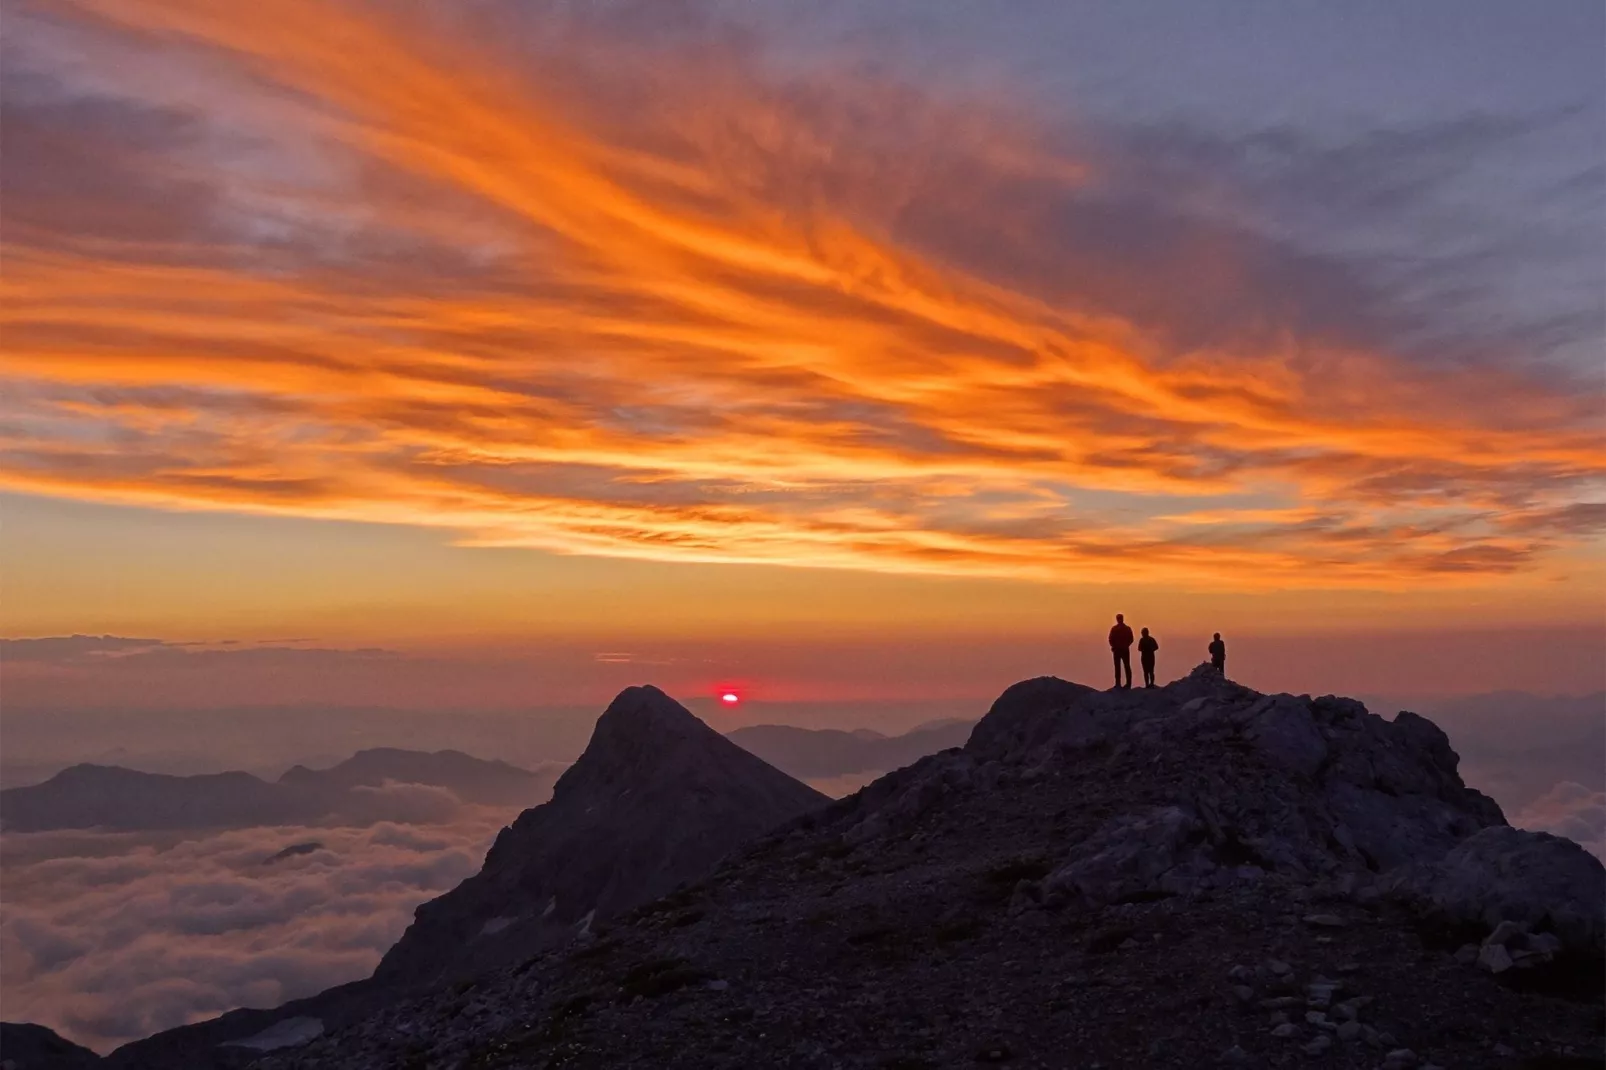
1108,613,1134,689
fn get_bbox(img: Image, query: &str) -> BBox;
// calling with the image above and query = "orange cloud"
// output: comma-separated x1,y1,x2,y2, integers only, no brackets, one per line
2,0,1602,590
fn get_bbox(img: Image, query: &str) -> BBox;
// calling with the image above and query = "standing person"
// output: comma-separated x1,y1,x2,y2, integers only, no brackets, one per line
1208,632,1226,674
1108,613,1134,689
1137,627,1159,688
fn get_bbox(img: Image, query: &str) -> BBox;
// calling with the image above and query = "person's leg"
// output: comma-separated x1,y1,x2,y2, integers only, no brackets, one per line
1112,649,1121,687
1121,650,1132,688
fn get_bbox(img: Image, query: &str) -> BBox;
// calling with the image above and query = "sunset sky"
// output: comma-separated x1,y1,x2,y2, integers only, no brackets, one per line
4,0,1603,711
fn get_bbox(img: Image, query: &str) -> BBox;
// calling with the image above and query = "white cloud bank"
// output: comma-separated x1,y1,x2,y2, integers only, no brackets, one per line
1512,780,1606,861
0,808,511,1053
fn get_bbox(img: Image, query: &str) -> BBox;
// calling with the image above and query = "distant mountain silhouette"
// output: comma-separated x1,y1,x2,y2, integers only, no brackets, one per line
278,747,545,807
0,1021,102,1069
725,718,974,780
0,749,554,833
88,674,1606,1067
0,766,320,832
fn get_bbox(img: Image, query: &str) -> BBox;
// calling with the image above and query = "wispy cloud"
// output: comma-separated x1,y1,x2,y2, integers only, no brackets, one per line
2,0,1601,590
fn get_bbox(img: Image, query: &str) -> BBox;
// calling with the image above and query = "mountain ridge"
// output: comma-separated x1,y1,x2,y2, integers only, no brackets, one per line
724,719,976,781
0,748,555,833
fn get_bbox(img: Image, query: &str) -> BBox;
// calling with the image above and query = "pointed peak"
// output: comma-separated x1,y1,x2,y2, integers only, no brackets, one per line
564,685,718,781
600,684,701,728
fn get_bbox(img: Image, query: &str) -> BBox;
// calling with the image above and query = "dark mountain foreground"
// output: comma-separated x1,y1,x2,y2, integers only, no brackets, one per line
10,671,1601,1069
726,719,976,782
0,749,553,833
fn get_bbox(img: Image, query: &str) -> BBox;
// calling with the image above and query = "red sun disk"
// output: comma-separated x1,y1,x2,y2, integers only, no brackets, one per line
720,691,740,705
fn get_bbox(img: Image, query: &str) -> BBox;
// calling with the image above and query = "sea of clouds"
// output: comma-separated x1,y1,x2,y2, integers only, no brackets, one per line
0,803,513,1053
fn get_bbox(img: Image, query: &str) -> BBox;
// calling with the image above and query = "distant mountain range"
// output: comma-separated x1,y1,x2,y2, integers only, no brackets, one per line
0,748,556,833
724,718,974,780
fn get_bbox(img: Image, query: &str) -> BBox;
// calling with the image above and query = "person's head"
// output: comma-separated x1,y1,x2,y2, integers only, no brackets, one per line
1141,627,1150,636
1116,613,1124,623
1213,632,1221,640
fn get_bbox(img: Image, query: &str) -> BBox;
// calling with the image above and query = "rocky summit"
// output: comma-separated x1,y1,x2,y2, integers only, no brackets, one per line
248,667,1602,1070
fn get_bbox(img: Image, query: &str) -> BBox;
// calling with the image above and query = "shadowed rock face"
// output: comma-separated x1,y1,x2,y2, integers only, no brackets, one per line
256,668,1602,1070
372,685,827,990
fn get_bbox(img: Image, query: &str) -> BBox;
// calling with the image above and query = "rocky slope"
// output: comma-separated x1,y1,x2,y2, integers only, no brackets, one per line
256,668,1604,1070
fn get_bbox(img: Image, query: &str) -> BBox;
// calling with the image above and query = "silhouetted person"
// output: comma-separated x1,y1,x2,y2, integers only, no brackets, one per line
1108,613,1134,689
1137,627,1158,687
1209,632,1226,674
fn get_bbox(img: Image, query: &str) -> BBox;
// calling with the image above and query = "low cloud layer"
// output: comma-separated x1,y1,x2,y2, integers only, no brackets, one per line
0,807,511,1053
1513,781,1606,861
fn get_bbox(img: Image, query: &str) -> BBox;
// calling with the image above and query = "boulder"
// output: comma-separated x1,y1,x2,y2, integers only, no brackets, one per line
1383,824,1605,956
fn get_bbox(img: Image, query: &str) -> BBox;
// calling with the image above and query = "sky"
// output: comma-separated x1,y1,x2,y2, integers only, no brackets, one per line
2,0,1603,714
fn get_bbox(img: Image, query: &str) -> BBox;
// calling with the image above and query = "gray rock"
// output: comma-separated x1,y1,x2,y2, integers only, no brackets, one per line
1382,825,1606,957
1302,1034,1332,1055
1270,1023,1299,1038
1485,919,1527,947
1042,806,1215,906
1243,695,1328,779
1478,942,1514,974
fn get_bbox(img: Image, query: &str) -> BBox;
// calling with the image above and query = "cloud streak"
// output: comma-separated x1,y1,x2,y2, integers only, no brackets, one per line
2,0,1602,589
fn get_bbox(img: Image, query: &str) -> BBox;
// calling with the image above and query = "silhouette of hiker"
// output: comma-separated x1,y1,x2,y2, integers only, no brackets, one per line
1209,632,1226,674
1137,627,1158,688
1108,613,1134,689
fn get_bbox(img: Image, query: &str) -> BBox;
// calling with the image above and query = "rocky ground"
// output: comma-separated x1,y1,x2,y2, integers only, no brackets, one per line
250,668,1604,1070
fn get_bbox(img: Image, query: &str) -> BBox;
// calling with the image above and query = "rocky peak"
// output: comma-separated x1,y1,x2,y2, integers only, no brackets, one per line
369,685,825,990
558,685,722,790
